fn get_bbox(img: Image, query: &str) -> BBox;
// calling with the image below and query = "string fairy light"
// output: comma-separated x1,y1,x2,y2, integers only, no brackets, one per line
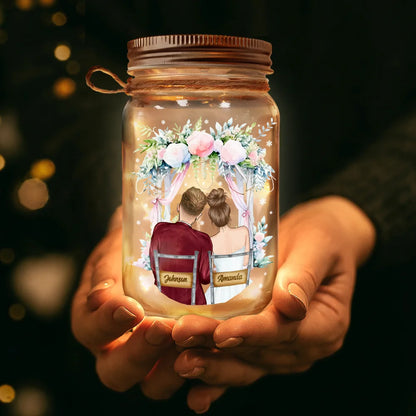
30,159,55,180
54,44,71,61
51,11,67,26
0,384,15,404
17,178,49,210
53,77,76,98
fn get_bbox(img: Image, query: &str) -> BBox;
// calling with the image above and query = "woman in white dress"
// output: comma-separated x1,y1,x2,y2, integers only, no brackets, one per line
205,188,250,304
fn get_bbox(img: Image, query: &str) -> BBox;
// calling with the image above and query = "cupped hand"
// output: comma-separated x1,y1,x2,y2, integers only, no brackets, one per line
173,196,376,413
71,208,184,399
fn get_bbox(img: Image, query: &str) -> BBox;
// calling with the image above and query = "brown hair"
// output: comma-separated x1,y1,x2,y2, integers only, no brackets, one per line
180,187,207,216
207,188,231,227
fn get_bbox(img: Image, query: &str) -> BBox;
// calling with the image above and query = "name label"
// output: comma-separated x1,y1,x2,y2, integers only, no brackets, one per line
213,269,248,287
160,271,194,288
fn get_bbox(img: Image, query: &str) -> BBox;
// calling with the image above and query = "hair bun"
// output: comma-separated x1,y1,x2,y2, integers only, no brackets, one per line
207,188,226,208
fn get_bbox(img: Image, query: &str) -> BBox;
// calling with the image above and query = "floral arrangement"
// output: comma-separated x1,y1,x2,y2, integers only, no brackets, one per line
252,216,274,268
133,233,152,270
134,118,274,191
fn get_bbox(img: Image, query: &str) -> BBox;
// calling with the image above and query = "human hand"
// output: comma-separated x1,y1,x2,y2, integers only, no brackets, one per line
71,208,184,398
173,196,376,413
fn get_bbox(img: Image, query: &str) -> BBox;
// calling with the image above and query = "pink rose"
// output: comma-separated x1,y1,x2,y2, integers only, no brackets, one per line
163,143,190,168
254,232,265,242
187,131,214,157
248,150,259,165
220,140,247,165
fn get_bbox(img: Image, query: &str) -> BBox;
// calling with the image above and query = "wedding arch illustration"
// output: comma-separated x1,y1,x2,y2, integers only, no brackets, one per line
133,118,276,271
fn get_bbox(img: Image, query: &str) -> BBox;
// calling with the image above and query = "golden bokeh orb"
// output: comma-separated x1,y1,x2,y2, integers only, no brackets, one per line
51,12,67,26
0,384,16,403
54,44,71,61
17,178,49,210
30,159,55,180
53,78,76,99
15,0,34,10
0,154,5,170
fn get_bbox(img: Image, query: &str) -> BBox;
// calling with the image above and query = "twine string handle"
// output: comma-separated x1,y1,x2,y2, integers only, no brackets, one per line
85,65,127,94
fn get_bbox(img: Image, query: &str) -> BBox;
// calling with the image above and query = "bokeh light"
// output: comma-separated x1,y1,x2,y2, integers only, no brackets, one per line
51,11,67,26
66,60,80,75
15,0,34,11
9,303,26,321
12,386,50,416
0,154,5,170
54,44,71,61
38,0,55,7
53,77,76,99
30,159,55,180
12,254,75,317
0,247,15,264
0,384,16,403
17,178,49,210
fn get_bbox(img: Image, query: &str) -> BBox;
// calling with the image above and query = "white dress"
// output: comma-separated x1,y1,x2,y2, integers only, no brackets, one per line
205,246,250,305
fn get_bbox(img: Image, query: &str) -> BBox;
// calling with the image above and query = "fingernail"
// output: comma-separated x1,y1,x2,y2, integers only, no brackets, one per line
178,335,207,347
145,320,172,346
113,306,137,323
216,336,244,349
87,279,115,298
288,282,308,314
179,366,205,378
194,403,210,414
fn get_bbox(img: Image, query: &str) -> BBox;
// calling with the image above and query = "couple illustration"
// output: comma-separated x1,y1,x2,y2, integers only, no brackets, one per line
149,187,250,305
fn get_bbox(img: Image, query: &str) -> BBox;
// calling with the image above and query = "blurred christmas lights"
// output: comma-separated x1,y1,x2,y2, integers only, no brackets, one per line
0,384,15,404
9,303,26,321
15,0,34,11
38,0,55,7
0,154,5,170
54,44,71,61
53,77,76,99
12,254,75,317
30,159,55,180
17,178,49,210
12,386,50,416
0,247,15,264
51,11,67,26
66,60,80,75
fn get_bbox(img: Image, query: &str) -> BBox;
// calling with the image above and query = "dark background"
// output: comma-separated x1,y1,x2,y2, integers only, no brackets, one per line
1,0,415,415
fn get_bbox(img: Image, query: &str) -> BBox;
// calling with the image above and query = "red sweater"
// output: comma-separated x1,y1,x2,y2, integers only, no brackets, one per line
149,221,213,305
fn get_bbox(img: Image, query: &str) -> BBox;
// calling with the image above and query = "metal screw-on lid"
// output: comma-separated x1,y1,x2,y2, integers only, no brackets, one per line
127,34,273,74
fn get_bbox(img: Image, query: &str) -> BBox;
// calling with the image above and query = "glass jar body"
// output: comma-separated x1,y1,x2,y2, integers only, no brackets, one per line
122,85,279,319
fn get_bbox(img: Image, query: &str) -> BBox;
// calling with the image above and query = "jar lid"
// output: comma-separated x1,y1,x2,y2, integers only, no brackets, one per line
127,34,273,74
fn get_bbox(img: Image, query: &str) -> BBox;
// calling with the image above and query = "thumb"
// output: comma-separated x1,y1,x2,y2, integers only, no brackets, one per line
273,264,318,320
273,241,333,320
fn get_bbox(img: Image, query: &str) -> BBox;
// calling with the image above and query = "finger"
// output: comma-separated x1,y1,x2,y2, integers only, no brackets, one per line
140,348,185,400
213,307,298,349
172,315,219,348
187,385,227,414
273,227,337,320
175,349,265,386
77,295,145,352
96,318,174,392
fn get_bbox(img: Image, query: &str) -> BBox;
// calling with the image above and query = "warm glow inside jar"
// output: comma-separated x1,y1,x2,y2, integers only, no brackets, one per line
89,35,279,319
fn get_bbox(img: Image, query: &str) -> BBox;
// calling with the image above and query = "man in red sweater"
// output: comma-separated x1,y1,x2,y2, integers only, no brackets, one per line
149,187,213,305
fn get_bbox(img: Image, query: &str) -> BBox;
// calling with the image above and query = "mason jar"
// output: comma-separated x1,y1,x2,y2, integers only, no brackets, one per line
86,34,279,319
